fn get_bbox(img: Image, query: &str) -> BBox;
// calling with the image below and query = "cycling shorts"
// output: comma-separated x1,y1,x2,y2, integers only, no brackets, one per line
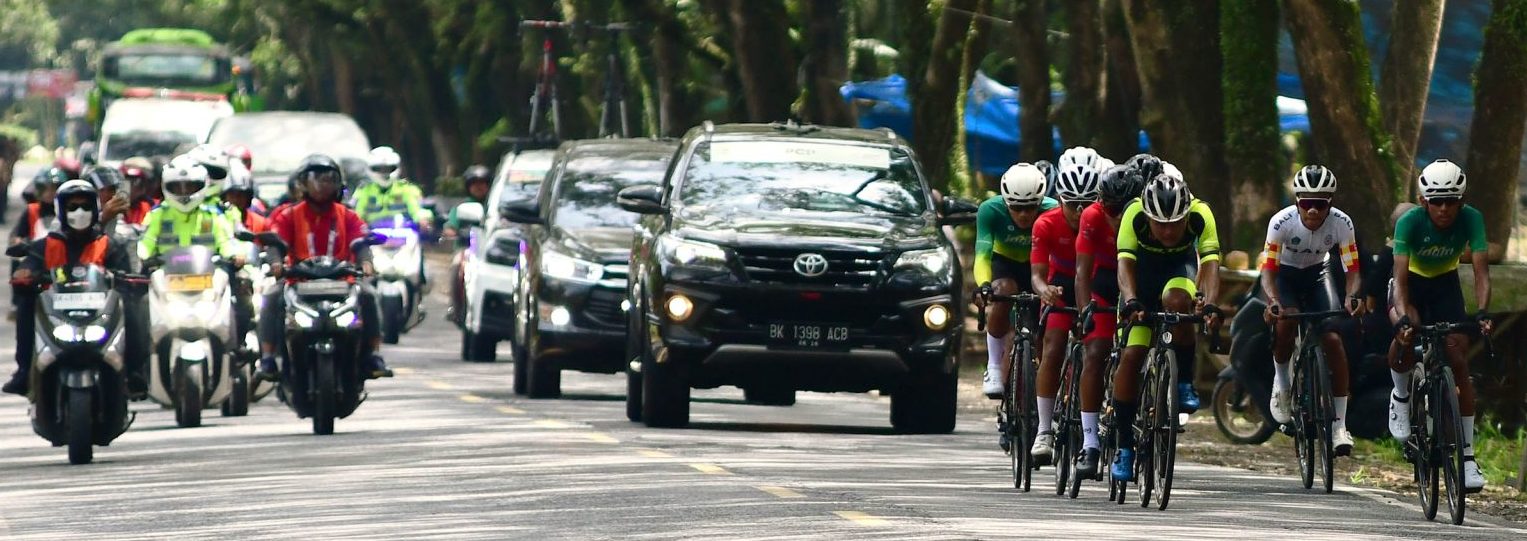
990,253,1033,292
1042,276,1077,331
1125,257,1197,348
1273,264,1337,313
1083,292,1116,343
1387,270,1467,326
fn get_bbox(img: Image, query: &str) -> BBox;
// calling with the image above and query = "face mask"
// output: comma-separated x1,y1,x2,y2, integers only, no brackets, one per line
66,208,94,230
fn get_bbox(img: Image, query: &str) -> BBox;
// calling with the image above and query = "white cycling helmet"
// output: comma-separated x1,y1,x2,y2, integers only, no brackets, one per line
1292,164,1337,195
1161,161,1183,181
1000,163,1048,206
1095,157,1116,171
1055,147,1103,202
368,146,403,186
1418,159,1466,199
1140,174,1194,222
162,156,213,213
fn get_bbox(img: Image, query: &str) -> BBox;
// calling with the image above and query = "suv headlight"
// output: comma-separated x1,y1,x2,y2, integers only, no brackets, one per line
658,235,727,268
894,248,952,276
541,251,603,283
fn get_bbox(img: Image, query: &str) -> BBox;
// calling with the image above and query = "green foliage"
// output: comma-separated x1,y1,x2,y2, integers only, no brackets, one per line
0,0,60,68
1474,416,1525,487
434,175,467,198
0,123,37,148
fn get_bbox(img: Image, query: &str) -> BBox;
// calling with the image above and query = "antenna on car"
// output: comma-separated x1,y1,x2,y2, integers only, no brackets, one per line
702,120,715,143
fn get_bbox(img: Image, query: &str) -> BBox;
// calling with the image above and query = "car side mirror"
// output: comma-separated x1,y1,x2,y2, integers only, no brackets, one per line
616,185,666,215
454,202,485,225
936,197,978,226
500,200,543,225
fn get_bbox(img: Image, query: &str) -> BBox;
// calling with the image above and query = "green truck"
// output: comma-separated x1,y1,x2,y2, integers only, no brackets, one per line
87,28,259,129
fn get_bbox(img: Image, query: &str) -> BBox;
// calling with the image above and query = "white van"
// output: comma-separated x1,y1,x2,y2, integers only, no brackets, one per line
98,97,235,167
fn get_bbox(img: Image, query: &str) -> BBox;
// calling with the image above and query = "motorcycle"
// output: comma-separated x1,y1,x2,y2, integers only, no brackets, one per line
223,238,280,417
7,245,134,465
257,231,382,435
370,215,425,344
144,246,238,428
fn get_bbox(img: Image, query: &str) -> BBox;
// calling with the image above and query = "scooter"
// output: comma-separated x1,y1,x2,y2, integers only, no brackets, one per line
144,246,237,428
7,247,134,465
222,239,279,417
371,215,424,344
259,232,383,435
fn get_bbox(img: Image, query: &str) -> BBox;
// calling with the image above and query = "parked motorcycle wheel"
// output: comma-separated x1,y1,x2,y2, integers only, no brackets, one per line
222,371,250,417
313,353,337,435
1211,376,1276,445
67,389,94,465
382,296,403,345
175,363,204,428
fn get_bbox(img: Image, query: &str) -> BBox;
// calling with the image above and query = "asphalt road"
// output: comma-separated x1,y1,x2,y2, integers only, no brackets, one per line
1,163,1524,540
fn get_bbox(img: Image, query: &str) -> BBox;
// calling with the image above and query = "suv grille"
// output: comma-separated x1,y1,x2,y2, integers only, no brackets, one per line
581,262,628,329
733,247,881,287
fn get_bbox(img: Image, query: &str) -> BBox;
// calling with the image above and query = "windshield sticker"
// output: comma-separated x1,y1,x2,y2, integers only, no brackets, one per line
712,142,891,169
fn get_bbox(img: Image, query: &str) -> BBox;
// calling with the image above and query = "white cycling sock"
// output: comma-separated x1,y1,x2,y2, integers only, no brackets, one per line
1082,412,1100,450
1037,397,1054,433
986,334,1005,374
1273,361,1293,392
1390,370,1412,399
1333,396,1348,431
1462,416,1475,457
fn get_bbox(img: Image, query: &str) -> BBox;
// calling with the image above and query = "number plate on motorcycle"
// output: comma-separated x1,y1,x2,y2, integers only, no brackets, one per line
167,274,213,292
296,280,351,296
766,322,851,350
52,292,108,311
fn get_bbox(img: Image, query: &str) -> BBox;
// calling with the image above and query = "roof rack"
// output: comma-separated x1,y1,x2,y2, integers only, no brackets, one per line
702,120,716,143
769,118,820,134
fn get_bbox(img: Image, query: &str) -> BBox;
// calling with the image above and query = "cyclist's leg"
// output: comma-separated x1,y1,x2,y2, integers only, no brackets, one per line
984,278,1018,395
1308,267,1353,434
1269,267,1306,422
1424,272,1478,457
1111,338,1148,479
1035,280,1075,435
1161,276,1200,411
1080,295,1113,452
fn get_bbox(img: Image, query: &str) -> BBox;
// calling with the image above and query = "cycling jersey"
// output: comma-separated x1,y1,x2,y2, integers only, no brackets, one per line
974,195,1059,284
1076,202,1119,342
1262,205,1359,272
1392,205,1486,278
1030,207,1078,282
1116,198,1220,264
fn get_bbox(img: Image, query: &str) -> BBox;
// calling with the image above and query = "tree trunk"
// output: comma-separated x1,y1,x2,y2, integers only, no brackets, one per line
724,0,797,122
961,0,994,89
803,0,854,126
1465,0,1527,262
1096,0,1142,160
1123,0,1233,243
912,0,978,194
1379,0,1446,189
1220,0,1283,251
1057,0,1105,150
1011,0,1052,163
1283,0,1401,249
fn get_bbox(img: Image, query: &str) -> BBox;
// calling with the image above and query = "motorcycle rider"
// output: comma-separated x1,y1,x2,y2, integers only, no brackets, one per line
138,157,246,269
85,167,132,228
257,155,394,380
4,181,133,395
443,165,492,324
120,157,160,225
223,165,269,233
352,146,433,230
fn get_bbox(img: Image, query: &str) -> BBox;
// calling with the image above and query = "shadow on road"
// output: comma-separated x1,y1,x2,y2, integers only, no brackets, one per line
684,421,899,436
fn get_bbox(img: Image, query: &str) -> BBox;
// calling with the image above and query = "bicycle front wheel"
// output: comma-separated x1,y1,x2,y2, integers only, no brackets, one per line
1010,337,1035,492
1294,353,1315,490
1137,355,1160,508
1438,368,1467,525
1411,375,1439,521
1314,350,1335,494
1154,349,1180,511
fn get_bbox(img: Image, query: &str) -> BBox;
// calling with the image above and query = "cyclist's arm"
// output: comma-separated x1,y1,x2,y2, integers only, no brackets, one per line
1260,213,1283,306
1194,202,1221,302
1392,253,1418,324
1336,210,1362,303
1471,250,1490,313
1029,217,1051,297
1116,204,1141,303
1074,252,1094,307
1259,265,1281,308
1198,259,1221,307
973,203,998,285
406,185,432,224
1118,257,1139,304
137,211,162,260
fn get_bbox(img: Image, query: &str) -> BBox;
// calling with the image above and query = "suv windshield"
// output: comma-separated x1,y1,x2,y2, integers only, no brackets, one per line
679,141,926,217
552,151,671,230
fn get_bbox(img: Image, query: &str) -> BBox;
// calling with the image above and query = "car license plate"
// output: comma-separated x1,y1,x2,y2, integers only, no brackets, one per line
166,274,213,292
768,322,850,350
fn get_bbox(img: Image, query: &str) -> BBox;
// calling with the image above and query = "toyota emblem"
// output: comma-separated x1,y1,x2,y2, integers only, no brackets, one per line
793,253,829,277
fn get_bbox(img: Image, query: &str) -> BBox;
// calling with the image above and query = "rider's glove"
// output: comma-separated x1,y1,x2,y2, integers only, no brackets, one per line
1120,298,1144,320
1475,310,1493,327
978,282,994,298
1395,315,1413,334
1199,304,1223,319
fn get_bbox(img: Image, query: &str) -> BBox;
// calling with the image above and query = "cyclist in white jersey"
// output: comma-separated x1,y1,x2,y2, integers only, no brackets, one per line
1260,165,1365,455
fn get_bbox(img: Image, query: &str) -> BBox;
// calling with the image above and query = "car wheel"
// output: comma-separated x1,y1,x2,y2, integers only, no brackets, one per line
642,352,690,428
743,387,796,406
526,353,561,399
890,369,957,434
511,341,529,396
464,329,497,363
626,369,643,422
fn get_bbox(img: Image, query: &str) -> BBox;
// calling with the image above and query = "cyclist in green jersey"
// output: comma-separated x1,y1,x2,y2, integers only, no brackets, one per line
975,163,1059,397
1386,159,1493,491
1111,172,1223,481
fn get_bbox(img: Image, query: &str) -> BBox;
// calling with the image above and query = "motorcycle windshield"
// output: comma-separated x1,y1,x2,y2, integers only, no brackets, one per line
368,215,416,231
161,246,217,292
372,226,417,248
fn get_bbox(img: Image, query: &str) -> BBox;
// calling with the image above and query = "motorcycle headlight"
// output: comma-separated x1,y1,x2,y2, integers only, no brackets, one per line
334,309,358,328
52,325,80,343
541,251,603,284
657,236,727,268
293,311,316,329
894,248,952,276
83,325,108,343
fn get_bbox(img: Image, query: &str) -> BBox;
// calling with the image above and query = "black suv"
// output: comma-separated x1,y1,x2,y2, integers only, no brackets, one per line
502,138,680,398
618,122,977,432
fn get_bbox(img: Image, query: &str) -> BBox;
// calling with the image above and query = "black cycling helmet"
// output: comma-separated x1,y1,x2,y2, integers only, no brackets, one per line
1033,160,1058,196
84,166,126,193
1125,153,1164,183
1098,164,1146,211
464,165,492,184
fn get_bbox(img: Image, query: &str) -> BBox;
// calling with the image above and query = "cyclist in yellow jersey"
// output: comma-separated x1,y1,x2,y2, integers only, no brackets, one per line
1110,172,1223,481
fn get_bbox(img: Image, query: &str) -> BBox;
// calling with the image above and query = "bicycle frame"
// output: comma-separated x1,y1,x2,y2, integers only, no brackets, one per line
975,290,1041,491
1407,321,1480,525
1278,309,1348,493
1122,310,1206,511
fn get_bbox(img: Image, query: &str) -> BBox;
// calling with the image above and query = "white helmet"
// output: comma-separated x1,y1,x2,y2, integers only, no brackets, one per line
1292,164,1337,195
162,156,213,213
182,143,231,181
1161,161,1183,181
1095,157,1116,171
1000,163,1048,206
368,146,403,186
1056,147,1103,202
1140,174,1193,222
1418,159,1466,199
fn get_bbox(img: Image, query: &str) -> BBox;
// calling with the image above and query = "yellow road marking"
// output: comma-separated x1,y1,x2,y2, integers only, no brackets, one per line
637,449,672,458
496,405,525,415
426,381,454,390
393,367,415,375
755,485,804,499
689,463,730,475
458,394,485,403
534,419,571,428
833,511,888,526
581,432,619,444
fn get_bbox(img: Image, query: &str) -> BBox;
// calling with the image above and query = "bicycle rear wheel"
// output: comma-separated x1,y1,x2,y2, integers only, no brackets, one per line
1411,375,1439,521
1294,353,1316,490
1154,349,1181,511
1011,338,1034,492
1438,368,1467,525
1314,350,1335,494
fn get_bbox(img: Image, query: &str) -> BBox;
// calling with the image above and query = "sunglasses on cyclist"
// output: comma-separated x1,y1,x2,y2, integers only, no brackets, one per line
1426,197,1462,207
1296,198,1331,211
61,201,95,212
1062,200,1090,212
1006,203,1041,213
